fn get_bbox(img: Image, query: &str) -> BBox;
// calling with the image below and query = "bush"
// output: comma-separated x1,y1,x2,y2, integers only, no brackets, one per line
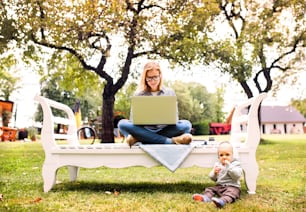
26,126,38,141
192,121,210,135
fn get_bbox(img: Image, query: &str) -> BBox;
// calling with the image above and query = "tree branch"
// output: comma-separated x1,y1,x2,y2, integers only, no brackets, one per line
218,0,246,40
270,31,305,68
31,33,96,72
219,0,241,39
133,50,156,58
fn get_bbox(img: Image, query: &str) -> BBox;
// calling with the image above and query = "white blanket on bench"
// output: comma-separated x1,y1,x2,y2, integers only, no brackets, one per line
139,144,196,172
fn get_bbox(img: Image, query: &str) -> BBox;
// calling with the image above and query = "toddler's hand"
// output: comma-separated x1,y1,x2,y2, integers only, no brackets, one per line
214,165,222,174
223,160,230,165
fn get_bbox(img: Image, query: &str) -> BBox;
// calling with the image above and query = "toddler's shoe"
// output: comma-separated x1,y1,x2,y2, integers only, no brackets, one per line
192,194,211,202
212,197,226,208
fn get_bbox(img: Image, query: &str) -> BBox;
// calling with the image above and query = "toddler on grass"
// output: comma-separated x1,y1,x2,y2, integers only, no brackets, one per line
192,141,242,208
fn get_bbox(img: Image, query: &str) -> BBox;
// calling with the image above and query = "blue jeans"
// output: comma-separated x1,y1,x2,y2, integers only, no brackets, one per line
118,119,192,144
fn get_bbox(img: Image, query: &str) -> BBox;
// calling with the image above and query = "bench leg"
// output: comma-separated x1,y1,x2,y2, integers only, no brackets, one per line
243,159,258,194
68,166,79,182
42,164,58,193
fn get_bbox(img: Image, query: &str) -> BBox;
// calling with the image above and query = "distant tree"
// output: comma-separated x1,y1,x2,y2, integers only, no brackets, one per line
157,0,306,98
36,64,103,123
170,81,221,123
0,55,20,101
114,82,138,119
35,75,76,122
10,0,203,142
0,4,20,101
291,98,306,118
5,0,229,142
215,86,226,123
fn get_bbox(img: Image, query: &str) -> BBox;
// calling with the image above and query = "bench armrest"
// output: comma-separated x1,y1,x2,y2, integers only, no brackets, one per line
230,93,267,149
34,95,79,151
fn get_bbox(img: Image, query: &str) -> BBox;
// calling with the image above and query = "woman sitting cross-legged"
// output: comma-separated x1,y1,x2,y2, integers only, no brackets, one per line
118,61,192,147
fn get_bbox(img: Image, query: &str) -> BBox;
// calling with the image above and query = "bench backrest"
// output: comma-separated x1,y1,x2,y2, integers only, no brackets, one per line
34,95,79,151
229,93,267,149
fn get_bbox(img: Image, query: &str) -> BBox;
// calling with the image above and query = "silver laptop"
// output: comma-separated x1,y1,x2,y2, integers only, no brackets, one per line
131,96,177,125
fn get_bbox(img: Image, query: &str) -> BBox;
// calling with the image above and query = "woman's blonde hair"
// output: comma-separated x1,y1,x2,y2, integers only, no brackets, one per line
137,61,163,92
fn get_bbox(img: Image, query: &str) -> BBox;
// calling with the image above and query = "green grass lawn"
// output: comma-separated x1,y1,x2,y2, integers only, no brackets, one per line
0,134,305,211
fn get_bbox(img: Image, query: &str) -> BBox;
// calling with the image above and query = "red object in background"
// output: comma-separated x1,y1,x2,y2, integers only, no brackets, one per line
209,122,231,135
0,100,14,112
0,100,17,141
209,107,235,135
0,126,17,141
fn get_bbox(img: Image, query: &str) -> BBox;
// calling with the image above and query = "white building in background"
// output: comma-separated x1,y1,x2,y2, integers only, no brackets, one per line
260,105,305,134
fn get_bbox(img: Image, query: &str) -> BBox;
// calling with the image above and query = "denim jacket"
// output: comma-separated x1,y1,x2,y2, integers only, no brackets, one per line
135,87,176,96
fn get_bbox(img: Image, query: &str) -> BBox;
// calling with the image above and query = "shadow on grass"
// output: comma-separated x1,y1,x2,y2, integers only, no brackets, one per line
259,138,275,145
51,181,212,194
49,181,250,196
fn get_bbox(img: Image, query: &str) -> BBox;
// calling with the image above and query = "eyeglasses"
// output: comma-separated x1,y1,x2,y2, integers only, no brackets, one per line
146,75,160,82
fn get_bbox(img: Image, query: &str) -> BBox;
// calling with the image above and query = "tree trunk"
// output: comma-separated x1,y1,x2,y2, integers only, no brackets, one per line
101,92,115,143
99,48,134,143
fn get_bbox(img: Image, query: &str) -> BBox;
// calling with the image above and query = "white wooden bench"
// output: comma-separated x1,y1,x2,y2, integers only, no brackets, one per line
34,93,267,193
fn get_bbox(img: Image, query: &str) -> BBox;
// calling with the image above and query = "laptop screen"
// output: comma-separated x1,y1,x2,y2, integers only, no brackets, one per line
131,96,177,125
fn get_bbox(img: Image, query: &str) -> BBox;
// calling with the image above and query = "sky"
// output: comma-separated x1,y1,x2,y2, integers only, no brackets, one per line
9,63,305,129
10,69,41,128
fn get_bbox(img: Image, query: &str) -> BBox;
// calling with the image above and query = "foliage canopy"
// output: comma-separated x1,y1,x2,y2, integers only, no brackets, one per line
1,0,305,141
